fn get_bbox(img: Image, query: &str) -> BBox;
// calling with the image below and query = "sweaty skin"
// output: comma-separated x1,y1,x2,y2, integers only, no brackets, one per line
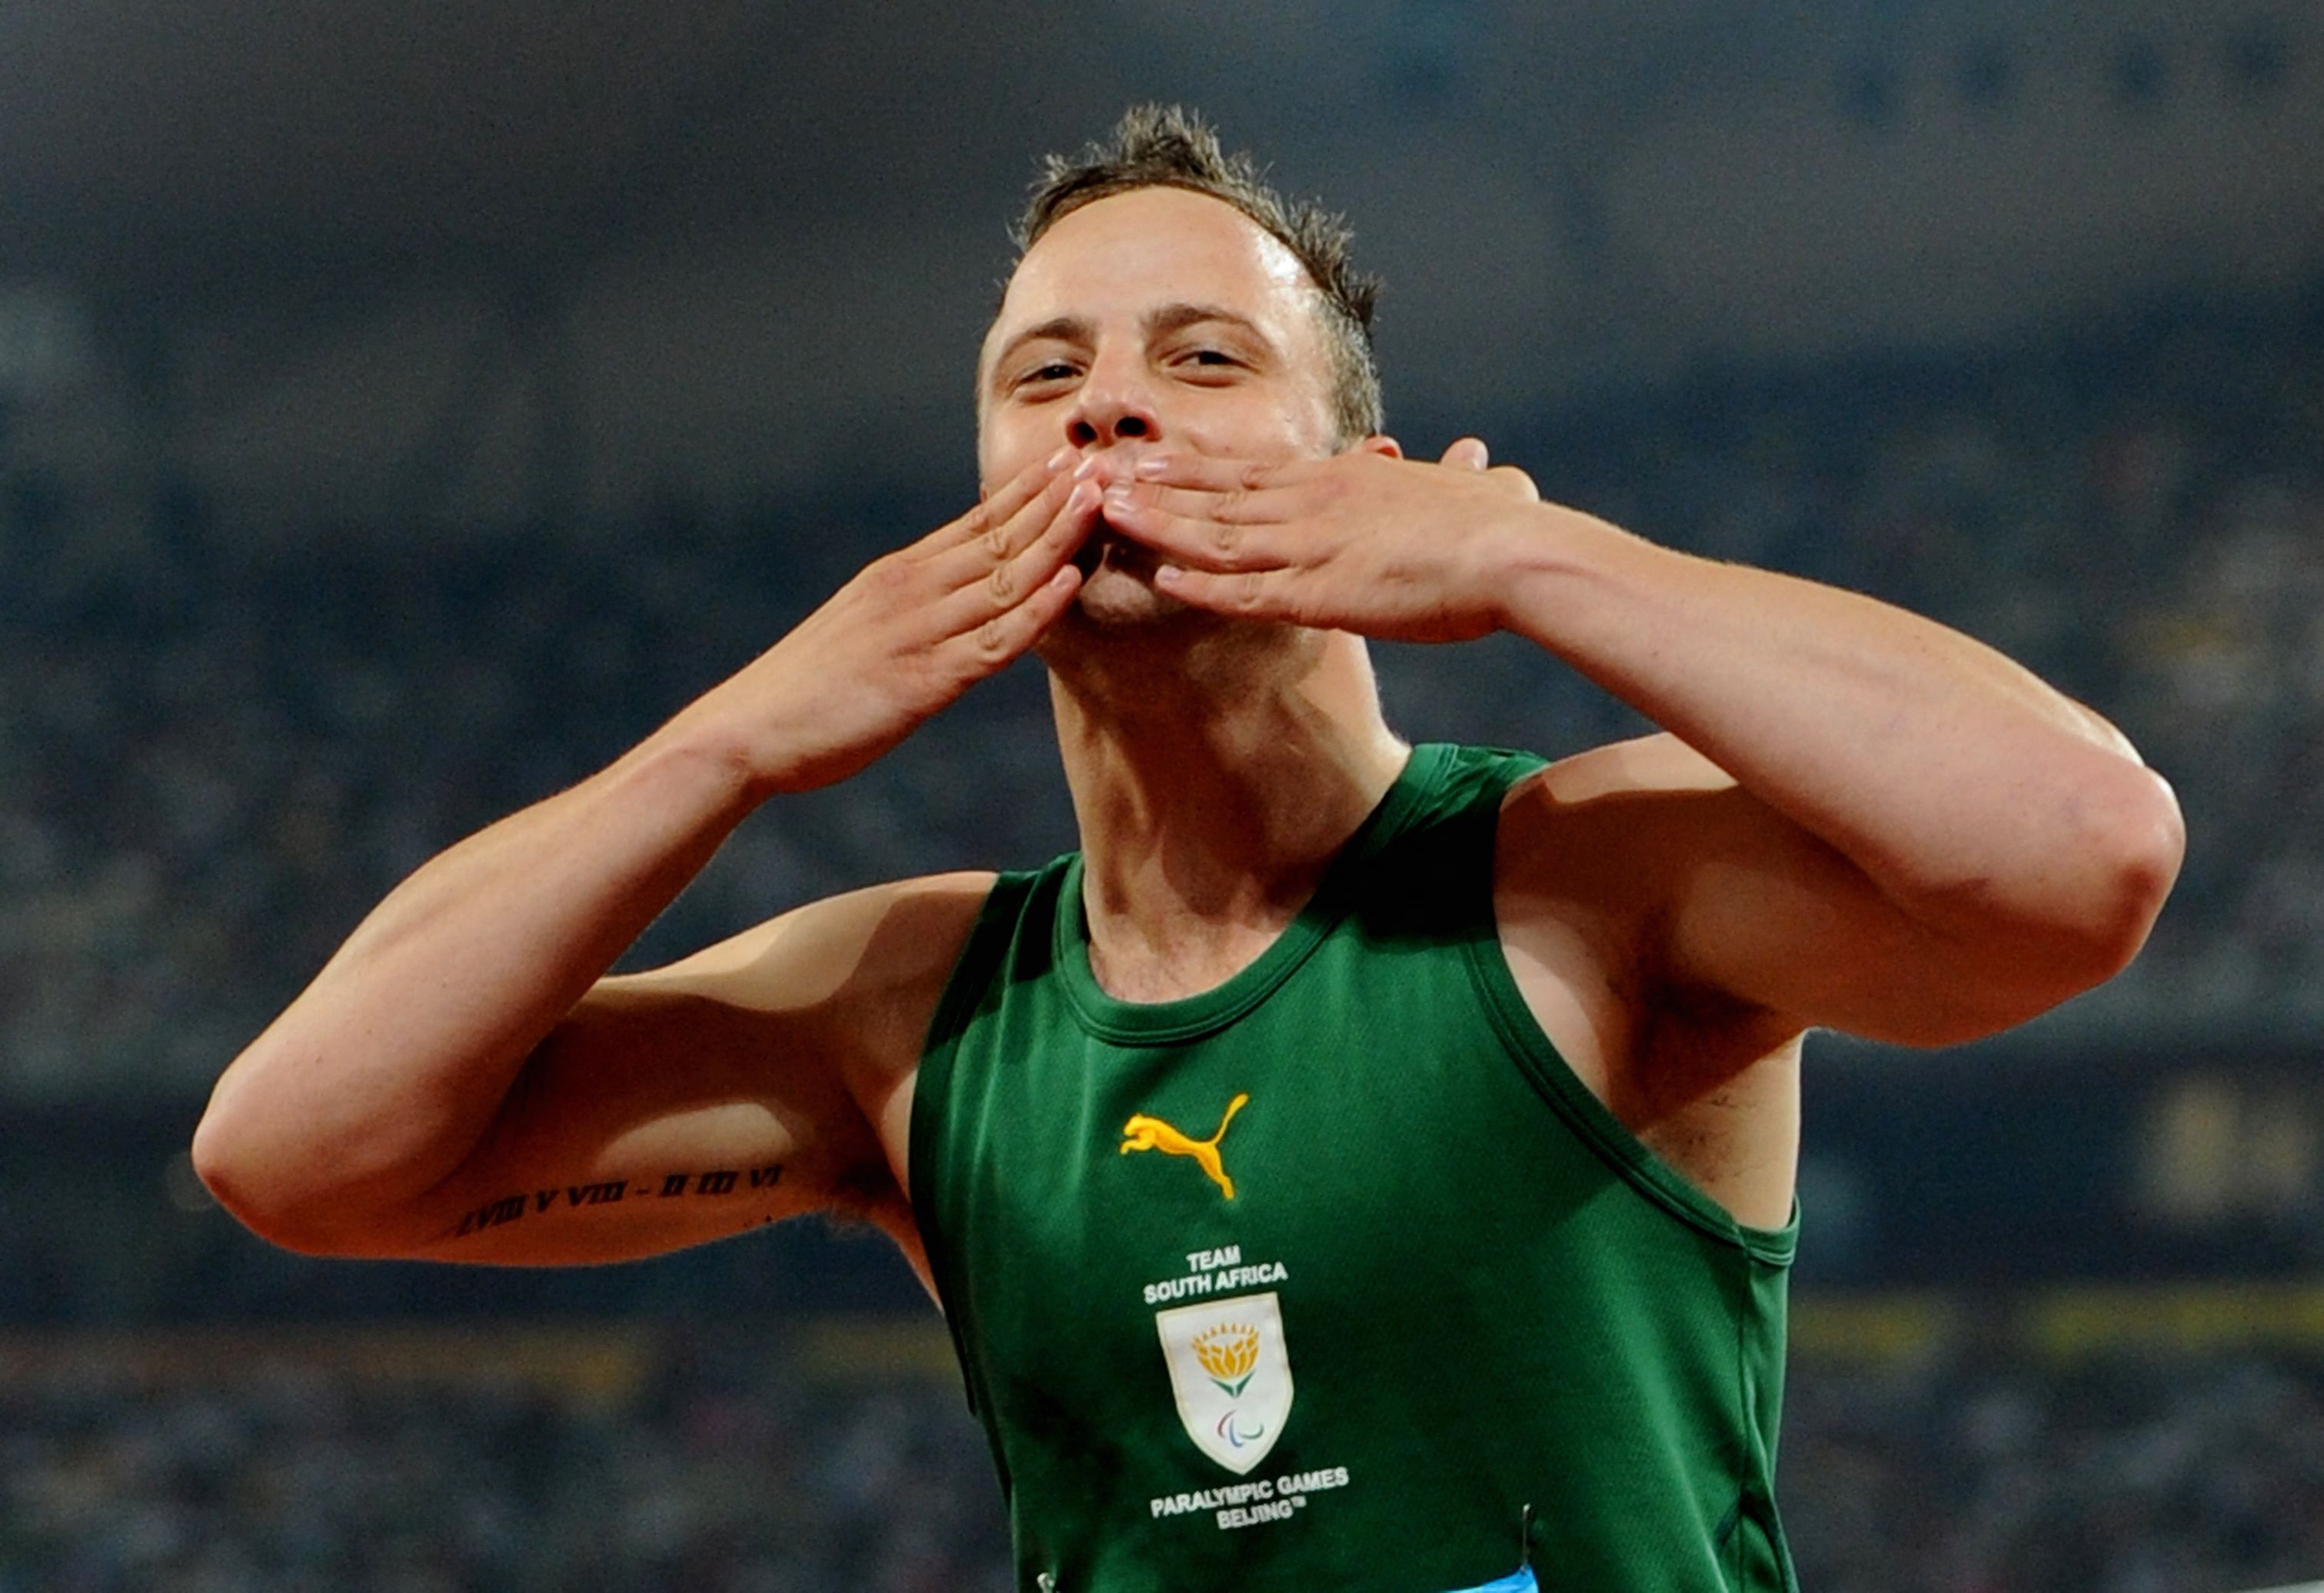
193,184,2182,1281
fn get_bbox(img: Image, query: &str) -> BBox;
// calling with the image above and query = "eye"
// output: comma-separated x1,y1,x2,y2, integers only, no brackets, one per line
1174,348,1244,377
1012,361,1080,391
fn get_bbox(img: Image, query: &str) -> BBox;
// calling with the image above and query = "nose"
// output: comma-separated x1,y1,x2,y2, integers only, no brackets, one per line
1064,362,1160,451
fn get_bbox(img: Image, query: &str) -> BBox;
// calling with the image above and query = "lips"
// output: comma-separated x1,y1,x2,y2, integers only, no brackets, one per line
1076,521,1159,580
1074,530,1107,577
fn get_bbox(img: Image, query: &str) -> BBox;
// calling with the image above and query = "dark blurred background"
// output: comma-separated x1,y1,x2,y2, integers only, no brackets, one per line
4,2,2322,1588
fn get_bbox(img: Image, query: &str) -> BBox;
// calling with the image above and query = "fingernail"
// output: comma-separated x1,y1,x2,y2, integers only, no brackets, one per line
1068,481,1100,510
1104,484,1134,510
1047,447,1074,471
1074,454,1101,481
1134,456,1170,479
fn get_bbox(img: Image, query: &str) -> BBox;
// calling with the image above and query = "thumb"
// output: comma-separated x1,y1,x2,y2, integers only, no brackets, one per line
1440,436,1490,472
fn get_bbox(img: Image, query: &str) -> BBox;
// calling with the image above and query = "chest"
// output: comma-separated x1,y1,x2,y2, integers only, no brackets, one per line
914,866,1791,1585
958,977,1517,1296
932,936,1645,1451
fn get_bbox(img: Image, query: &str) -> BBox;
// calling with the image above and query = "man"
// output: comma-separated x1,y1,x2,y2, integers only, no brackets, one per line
194,107,2182,1590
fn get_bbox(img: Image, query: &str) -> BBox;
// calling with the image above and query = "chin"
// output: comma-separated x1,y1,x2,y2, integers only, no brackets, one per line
1063,530,1197,629
1070,567,1192,627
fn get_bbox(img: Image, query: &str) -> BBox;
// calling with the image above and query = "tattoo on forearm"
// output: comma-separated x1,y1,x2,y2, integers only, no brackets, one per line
448,1163,784,1239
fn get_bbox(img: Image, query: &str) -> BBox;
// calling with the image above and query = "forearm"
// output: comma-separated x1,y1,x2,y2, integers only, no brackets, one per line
194,717,763,1233
1494,507,2182,949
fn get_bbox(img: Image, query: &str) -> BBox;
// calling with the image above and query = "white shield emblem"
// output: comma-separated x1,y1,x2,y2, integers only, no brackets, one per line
1154,1290,1294,1475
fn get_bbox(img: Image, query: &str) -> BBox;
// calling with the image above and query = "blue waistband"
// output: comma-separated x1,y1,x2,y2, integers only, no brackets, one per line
1444,1569,1537,1593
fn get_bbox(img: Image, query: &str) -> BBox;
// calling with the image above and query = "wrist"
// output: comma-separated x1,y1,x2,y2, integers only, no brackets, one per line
635,697,787,810
1487,504,1663,648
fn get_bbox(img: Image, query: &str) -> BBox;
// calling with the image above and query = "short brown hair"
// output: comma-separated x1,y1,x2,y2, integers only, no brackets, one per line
1014,104,1384,444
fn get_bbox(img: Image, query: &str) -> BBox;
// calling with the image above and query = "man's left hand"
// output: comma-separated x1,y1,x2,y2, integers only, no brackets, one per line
1097,437,1547,643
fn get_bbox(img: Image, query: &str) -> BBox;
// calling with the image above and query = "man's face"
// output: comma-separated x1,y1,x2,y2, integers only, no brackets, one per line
977,186,1343,620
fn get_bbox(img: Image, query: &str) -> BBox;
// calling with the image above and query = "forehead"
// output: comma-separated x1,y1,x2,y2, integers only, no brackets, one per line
984,187,1317,362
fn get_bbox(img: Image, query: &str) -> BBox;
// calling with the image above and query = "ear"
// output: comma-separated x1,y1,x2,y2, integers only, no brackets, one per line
1352,434,1403,461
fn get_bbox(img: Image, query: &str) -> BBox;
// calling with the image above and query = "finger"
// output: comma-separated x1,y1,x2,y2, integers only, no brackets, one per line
941,560,1086,670
1151,562,1301,620
934,476,1101,628
928,464,1090,587
1441,437,1490,472
1127,451,1313,498
1005,474,1104,593
1097,487,1300,574
1487,463,1541,503
924,448,1076,555
1104,475,1295,533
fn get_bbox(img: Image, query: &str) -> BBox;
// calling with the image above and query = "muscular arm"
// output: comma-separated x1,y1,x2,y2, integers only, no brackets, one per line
195,734,770,1256
1102,442,2184,1043
1489,516,2182,1041
194,454,1097,1259
380,875,987,1267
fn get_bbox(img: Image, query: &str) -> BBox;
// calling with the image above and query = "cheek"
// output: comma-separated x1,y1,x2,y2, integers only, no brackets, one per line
1299,370,1347,453
973,377,1037,489
975,412,1024,493
1214,391,1337,463
1202,362,1340,457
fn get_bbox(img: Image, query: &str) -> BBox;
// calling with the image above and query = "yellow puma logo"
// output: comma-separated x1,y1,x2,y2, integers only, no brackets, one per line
1120,1092,1250,1200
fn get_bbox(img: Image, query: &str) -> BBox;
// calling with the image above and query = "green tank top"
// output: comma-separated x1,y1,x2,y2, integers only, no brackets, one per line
911,743,1800,1592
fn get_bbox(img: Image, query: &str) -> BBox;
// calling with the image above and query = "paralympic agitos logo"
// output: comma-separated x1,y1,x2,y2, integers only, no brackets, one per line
1154,1291,1293,1473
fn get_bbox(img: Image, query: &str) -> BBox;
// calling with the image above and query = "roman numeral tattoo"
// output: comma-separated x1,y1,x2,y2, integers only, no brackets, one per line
447,1163,784,1239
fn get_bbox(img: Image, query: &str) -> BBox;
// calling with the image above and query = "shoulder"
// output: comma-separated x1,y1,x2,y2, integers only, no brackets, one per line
1506,730,1735,812
1492,732,1788,1023
1496,731,1744,896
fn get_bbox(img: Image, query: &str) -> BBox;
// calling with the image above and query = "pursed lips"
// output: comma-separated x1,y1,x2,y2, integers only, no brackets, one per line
1074,447,1160,579
1076,524,1160,580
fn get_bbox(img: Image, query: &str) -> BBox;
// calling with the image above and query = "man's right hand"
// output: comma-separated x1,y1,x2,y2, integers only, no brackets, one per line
681,449,1100,794
194,452,1096,1262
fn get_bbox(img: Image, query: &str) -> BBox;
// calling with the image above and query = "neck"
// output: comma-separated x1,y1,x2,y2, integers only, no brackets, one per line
1045,623,1408,1002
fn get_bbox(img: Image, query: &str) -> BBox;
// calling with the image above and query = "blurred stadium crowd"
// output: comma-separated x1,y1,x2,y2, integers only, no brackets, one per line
1787,1337,2324,1592
4,1324,2322,1593
4,284,2322,1588
0,1329,1013,1593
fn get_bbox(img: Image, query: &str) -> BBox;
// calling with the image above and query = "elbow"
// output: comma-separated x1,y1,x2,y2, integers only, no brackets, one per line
1917,762,2186,1035
2006,762,2186,1004
189,1103,327,1255
189,1112,292,1252
191,1081,396,1259
2076,763,2186,979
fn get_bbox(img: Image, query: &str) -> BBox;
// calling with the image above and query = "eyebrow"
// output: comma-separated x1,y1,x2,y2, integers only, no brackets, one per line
1145,301,1270,347
984,315,1092,391
983,302,1278,394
